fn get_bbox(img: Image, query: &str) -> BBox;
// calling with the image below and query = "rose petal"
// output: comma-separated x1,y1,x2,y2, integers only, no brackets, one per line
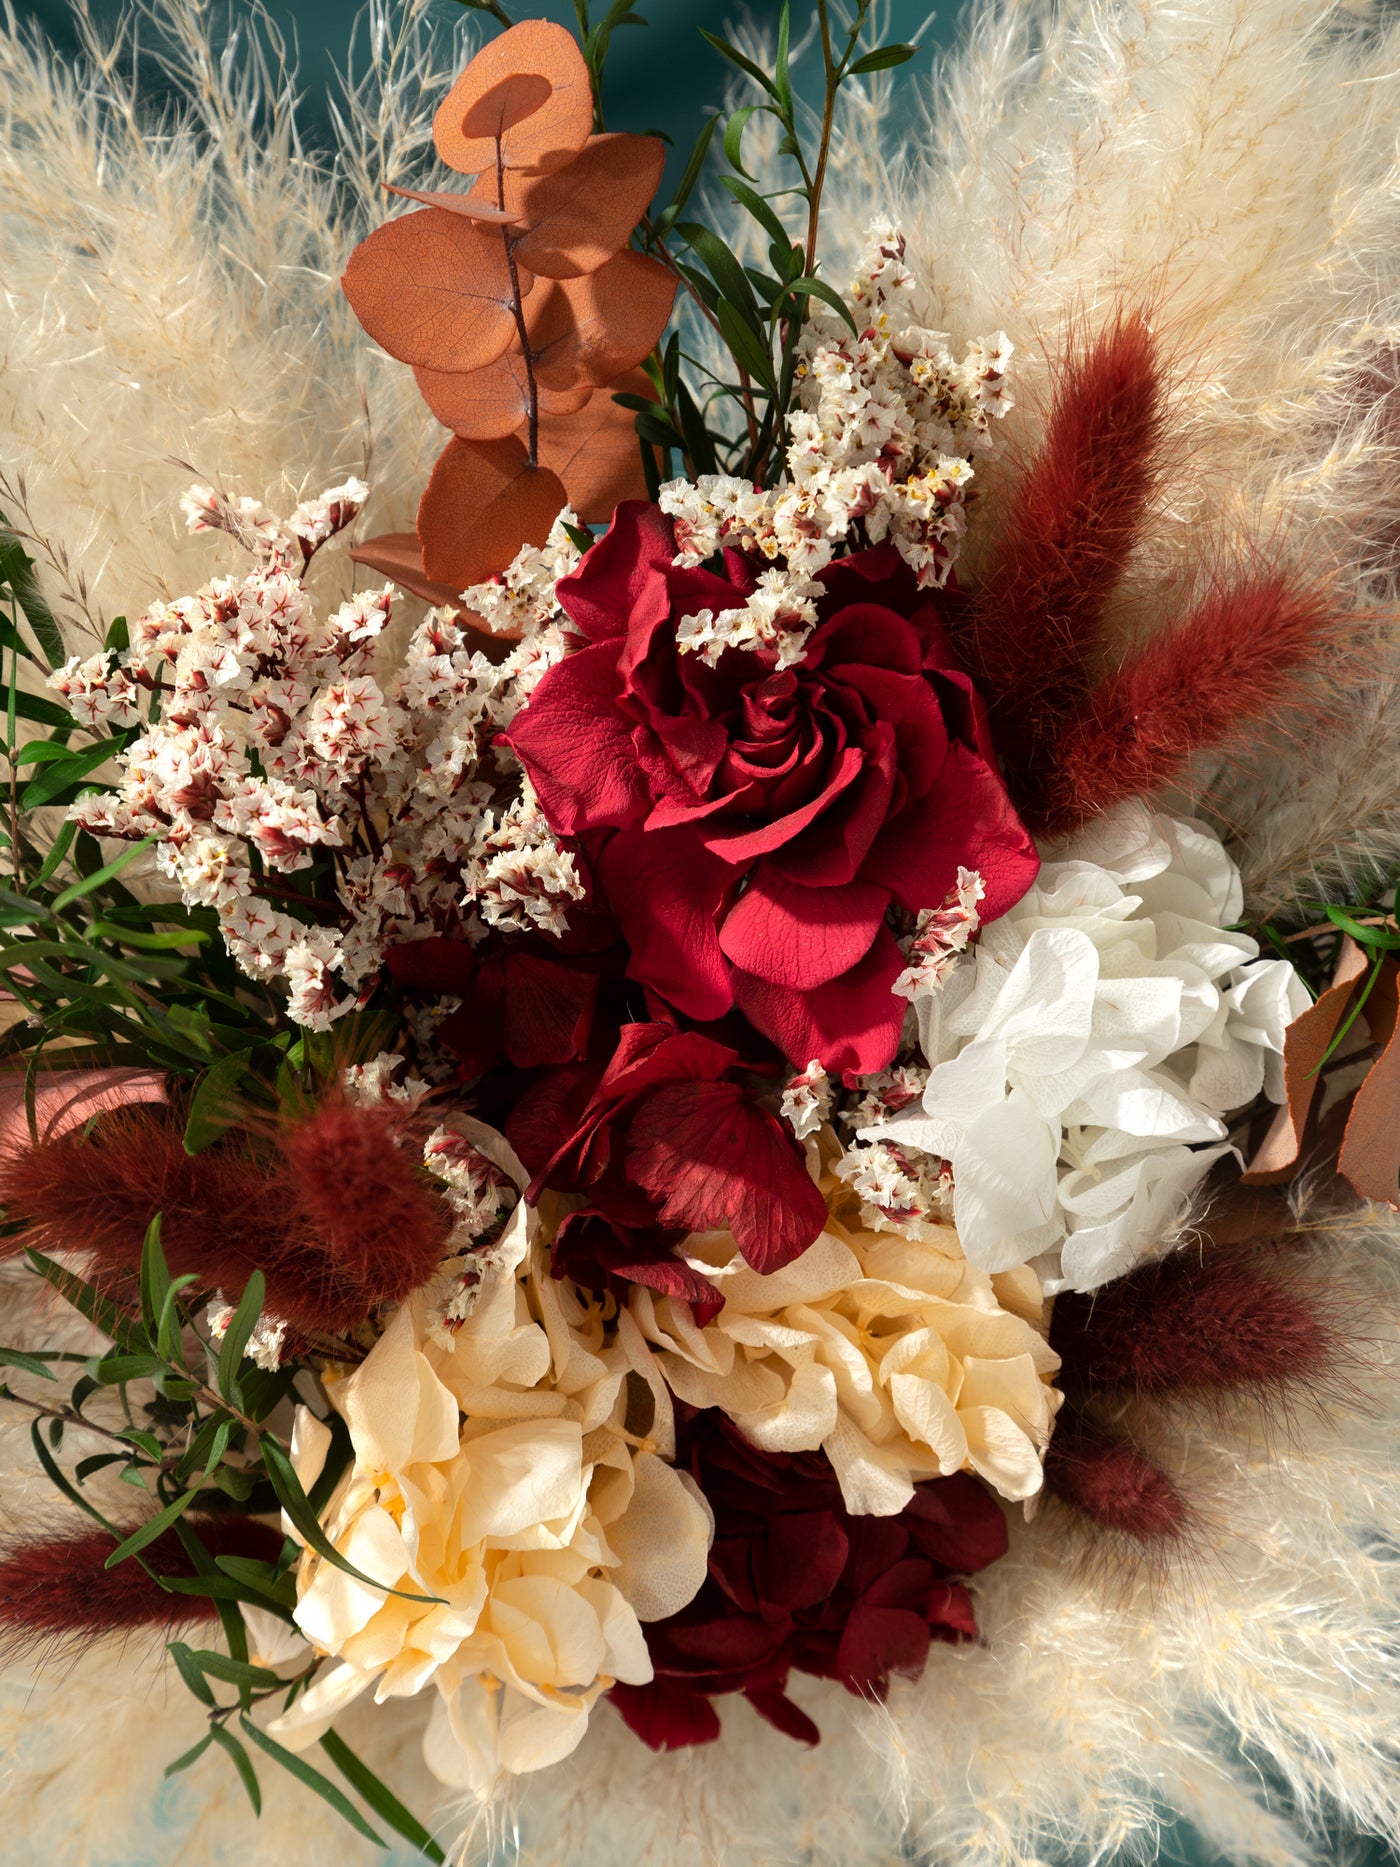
732,926,907,1077
508,641,652,832
718,862,889,991
596,826,735,1021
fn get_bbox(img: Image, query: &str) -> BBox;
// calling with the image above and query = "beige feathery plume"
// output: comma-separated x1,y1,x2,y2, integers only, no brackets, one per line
0,0,462,641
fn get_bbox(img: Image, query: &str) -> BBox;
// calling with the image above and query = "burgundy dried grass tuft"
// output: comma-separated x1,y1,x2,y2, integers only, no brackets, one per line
1050,1243,1338,1403
1044,1411,1188,1541
965,308,1166,797
0,1516,283,1657
0,1098,453,1335
1036,573,1334,837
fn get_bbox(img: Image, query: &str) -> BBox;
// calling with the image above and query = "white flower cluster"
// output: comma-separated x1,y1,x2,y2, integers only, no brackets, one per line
461,521,583,638
658,220,1013,667
862,805,1311,1293
48,492,584,1030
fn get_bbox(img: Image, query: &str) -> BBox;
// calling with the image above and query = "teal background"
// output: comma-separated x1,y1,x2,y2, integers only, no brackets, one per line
8,0,1399,1860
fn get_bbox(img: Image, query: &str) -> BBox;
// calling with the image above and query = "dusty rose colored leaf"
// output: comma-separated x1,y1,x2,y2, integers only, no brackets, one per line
472,132,667,279
625,1078,828,1274
1242,937,1369,1185
1339,956,1400,1205
384,183,521,225
342,210,531,372
414,350,591,442
417,435,568,587
527,250,678,393
0,1067,166,1156
433,22,592,177
536,368,657,523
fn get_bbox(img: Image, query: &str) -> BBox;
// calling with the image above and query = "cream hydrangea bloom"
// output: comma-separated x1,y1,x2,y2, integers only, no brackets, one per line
267,1150,712,1795
630,1156,1061,1519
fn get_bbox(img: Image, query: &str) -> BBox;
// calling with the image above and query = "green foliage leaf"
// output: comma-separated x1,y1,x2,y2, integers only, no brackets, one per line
103,1485,200,1567
0,526,64,668
239,1716,385,1848
167,1639,218,1708
260,1433,443,1607
19,736,125,810
319,1731,447,1864
208,1723,262,1815
50,835,155,912
217,1268,265,1408
163,1731,215,1778
848,42,919,75
24,1248,147,1354
0,1345,60,1380
721,175,792,251
698,29,779,100
716,299,778,395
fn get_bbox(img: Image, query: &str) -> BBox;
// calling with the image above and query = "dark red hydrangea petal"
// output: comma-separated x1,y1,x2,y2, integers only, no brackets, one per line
610,1678,722,1749
742,1683,820,1746
624,1078,828,1273
611,1412,1007,1754
902,1471,1010,1572
552,1208,725,1325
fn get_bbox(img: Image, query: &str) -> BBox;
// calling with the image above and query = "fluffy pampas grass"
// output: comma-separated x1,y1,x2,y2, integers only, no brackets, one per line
0,0,466,640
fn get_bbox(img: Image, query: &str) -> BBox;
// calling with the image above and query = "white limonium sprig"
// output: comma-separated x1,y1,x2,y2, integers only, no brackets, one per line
47,492,587,1031
861,804,1311,1293
659,221,1013,667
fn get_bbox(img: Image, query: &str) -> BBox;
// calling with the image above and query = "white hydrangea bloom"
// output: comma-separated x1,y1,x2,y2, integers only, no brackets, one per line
861,804,1310,1293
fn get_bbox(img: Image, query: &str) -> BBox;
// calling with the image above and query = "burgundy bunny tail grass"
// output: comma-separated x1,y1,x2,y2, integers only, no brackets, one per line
1051,1243,1339,1400
1035,572,1335,837
0,1516,283,1662
966,308,1166,792
1044,1412,1190,1543
276,1098,452,1310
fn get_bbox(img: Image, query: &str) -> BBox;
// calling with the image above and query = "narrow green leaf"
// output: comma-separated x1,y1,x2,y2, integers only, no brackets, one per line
721,174,791,250
138,1214,170,1348
716,298,778,394
31,1419,120,1533
722,104,762,180
239,1716,385,1847
217,1268,265,1406
181,1648,282,1691
19,737,124,811
167,1640,218,1708
666,111,719,219
103,1485,199,1568
50,835,155,912
164,1731,215,1779
676,222,764,333
698,29,779,98
0,527,64,667
260,1434,443,1607
320,1731,447,1864
208,1723,262,1815
24,1248,147,1353
848,42,918,75
89,1352,169,1385
0,1345,58,1381
774,2,793,117
184,1048,259,1155
31,818,78,888
776,274,860,336
73,1452,128,1483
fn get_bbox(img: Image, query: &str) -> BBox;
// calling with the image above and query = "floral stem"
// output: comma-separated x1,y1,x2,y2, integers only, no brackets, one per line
496,136,540,467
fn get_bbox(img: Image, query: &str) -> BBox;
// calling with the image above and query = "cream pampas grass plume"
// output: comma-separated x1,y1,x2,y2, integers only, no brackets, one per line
0,0,466,639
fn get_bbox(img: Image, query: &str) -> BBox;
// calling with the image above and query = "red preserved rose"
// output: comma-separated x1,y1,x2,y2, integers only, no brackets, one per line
506,501,1038,1077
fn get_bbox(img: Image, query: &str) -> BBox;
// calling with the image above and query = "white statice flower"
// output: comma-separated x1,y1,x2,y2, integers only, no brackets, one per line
45,651,142,730
862,804,1311,1293
204,1297,288,1372
267,1187,713,1798
630,1149,1060,1517
780,1059,833,1141
834,1135,954,1236
462,778,586,937
460,508,583,636
51,480,587,1030
342,1050,430,1113
659,220,1013,668
894,867,986,999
